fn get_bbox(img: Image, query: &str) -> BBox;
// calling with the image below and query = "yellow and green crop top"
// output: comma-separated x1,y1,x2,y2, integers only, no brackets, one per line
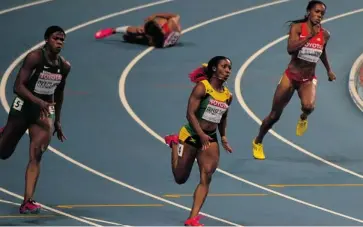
197,80,231,124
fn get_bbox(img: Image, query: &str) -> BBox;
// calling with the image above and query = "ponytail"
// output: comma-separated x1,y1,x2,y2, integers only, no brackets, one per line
188,63,208,83
188,56,231,83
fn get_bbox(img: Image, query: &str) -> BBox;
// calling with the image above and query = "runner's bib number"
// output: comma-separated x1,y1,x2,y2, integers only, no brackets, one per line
297,47,322,63
201,100,228,123
163,31,181,47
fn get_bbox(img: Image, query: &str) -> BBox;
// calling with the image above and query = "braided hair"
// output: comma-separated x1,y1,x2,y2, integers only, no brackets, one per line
287,1,326,26
188,56,231,83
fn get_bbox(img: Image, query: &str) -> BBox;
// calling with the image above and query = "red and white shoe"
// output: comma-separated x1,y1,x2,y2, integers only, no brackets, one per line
184,215,204,226
94,28,115,39
164,134,178,148
19,199,41,214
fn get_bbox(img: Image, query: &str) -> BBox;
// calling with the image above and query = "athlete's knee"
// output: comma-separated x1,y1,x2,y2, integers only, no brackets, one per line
200,166,216,185
200,172,213,185
0,151,12,160
29,142,46,162
266,110,282,124
173,168,190,184
0,143,15,160
172,164,190,184
301,103,315,114
174,175,188,185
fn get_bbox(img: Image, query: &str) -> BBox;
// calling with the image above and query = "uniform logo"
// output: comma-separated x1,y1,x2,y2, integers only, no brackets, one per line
34,70,63,95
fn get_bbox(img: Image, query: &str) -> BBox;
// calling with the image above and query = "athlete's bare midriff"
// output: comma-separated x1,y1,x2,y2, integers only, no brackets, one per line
287,56,317,79
198,119,218,132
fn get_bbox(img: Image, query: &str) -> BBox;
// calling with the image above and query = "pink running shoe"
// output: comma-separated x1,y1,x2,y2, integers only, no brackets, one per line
19,199,41,214
0,126,4,134
94,28,115,39
164,134,178,148
184,215,204,226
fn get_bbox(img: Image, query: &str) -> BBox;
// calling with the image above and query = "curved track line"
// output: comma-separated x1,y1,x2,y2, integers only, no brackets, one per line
118,0,363,224
0,0,235,226
0,0,53,15
119,0,291,142
235,8,363,179
0,198,129,226
82,216,128,226
0,0,174,101
46,146,239,226
348,52,363,111
0,188,100,226
0,198,128,226
0,1,240,226
0,199,21,206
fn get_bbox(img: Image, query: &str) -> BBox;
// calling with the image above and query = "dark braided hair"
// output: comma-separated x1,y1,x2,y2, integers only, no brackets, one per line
188,56,232,83
144,20,164,48
287,1,326,26
205,56,232,79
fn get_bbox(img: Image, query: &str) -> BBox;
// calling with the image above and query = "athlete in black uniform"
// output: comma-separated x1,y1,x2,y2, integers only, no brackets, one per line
0,26,70,214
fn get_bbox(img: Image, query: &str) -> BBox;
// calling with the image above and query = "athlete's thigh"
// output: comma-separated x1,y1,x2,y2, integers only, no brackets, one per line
196,140,219,174
28,117,53,158
271,73,296,111
297,79,317,107
177,139,198,172
0,114,28,155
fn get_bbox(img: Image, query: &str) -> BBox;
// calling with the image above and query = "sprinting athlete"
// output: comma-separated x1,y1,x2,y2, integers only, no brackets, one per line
165,56,233,226
0,25,70,214
252,0,336,160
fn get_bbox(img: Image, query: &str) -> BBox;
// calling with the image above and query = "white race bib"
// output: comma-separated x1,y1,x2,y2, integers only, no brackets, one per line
201,99,228,123
163,31,180,47
34,71,62,95
177,143,184,157
297,47,323,63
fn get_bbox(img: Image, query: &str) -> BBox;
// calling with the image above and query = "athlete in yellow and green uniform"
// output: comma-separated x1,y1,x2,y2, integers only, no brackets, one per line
164,56,233,226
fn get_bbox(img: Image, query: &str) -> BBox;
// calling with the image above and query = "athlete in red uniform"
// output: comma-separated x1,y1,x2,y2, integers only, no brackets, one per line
94,13,181,48
252,0,336,160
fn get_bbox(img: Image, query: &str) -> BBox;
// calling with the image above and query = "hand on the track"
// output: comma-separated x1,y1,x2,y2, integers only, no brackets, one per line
38,100,55,119
221,137,233,153
136,27,144,34
328,71,336,81
53,121,67,142
200,133,213,151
